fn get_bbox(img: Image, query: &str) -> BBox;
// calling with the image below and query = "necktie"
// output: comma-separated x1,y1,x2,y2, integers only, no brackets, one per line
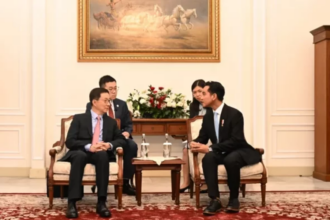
92,115,101,145
108,102,114,119
214,112,219,143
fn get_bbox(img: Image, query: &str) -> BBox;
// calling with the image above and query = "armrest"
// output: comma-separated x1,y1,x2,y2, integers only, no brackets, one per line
193,152,201,182
48,141,62,179
255,148,264,155
116,147,124,182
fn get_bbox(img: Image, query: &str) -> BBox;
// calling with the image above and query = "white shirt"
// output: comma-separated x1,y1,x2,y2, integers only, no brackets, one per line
213,102,224,127
209,102,225,152
198,104,207,116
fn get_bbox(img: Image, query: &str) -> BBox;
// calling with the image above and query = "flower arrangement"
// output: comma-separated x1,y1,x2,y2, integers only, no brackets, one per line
127,86,191,119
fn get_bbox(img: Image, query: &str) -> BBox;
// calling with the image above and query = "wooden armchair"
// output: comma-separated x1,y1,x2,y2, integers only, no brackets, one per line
186,116,267,208
48,116,124,209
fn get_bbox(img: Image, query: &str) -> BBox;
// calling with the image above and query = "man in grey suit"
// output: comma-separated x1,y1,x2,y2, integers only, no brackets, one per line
86,75,137,195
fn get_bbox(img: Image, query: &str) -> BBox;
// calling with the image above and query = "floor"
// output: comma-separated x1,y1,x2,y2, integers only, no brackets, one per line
0,176,330,193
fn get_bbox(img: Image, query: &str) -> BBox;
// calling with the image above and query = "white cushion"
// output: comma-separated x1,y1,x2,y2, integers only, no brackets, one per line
198,162,264,178
53,174,118,181
53,162,118,175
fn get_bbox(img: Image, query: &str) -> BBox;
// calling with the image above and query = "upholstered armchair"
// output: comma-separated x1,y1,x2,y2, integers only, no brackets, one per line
186,116,267,208
48,116,124,209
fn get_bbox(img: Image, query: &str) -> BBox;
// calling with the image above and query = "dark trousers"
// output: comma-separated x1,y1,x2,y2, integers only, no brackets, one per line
202,150,247,199
123,138,138,180
68,150,110,200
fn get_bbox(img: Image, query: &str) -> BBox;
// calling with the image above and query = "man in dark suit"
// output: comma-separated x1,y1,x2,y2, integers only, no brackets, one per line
190,81,261,216
60,88,126,218
86,75,137,195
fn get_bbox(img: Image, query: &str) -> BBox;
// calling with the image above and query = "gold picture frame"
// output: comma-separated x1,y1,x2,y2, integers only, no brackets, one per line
78,0,220,62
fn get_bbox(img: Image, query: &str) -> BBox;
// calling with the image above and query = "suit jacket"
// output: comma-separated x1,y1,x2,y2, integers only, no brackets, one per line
59,112,126,162
194,104,261,165
86,98,133,138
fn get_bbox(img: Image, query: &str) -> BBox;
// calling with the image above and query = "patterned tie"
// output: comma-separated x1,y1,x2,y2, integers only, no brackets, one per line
214,112,219,143
92,115,101,145
108,102,114,119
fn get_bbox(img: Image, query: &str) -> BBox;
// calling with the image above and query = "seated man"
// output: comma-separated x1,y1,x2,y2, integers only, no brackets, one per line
86,75,137,196
60,88,126,218
190,81,261,216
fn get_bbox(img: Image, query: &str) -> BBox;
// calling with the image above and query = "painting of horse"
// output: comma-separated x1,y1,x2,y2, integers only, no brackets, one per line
78,0,220,62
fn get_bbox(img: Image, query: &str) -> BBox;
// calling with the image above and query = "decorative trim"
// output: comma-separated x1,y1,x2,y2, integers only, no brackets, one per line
267,166,314,176
270,1,314,116
0,167,30,177
31,0,46,162
0,124,25,159
252,0,267,164
271,124,314,159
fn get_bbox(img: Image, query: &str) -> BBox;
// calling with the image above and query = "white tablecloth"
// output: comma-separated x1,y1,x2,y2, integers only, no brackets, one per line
134,156,178,165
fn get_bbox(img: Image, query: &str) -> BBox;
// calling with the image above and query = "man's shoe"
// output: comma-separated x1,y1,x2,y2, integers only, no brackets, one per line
203,198,223,216
123,183,136,196
66,202,78,218
226,198,240,213
96,202,111,218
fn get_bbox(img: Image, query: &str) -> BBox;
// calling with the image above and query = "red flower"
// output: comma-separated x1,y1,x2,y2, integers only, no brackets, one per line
159,87,164,90
153,91,157,94
150,86,155,91
149,98,155,107
157,103,161,109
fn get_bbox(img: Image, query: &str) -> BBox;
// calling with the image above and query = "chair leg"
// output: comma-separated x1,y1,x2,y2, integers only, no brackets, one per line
118,185,123,209
48,185,54,209
261,183,266,207
195,183,201,208
114,185,118,200
240,184,246,198
60,186,64,199
189,179,194,199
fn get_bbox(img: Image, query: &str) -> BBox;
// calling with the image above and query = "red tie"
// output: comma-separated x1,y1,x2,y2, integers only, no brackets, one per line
92,116,101,145
108,105,114,119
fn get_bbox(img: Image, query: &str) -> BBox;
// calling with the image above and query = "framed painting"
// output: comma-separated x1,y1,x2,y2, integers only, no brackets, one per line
78,0,220,62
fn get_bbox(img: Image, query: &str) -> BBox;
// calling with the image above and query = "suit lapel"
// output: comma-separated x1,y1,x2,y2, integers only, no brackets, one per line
86,112,93,137
102,115,109,140
218,104,228,143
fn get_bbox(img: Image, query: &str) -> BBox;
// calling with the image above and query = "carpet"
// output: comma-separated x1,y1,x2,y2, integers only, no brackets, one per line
0,191,329,220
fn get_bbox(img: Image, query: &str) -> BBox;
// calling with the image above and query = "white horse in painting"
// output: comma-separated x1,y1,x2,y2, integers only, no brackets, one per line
142,4,165,32
161,5,185,32
181,9,197,30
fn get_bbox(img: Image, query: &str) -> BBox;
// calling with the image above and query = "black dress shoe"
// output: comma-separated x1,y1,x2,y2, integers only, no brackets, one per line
66,202,78,218
123,183,136,196
226,198,240,213
203,199,223,216
96,202,111,218
179,186,189,193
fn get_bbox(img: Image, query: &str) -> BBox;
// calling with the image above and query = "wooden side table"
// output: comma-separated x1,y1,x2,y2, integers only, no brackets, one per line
132,158,185,206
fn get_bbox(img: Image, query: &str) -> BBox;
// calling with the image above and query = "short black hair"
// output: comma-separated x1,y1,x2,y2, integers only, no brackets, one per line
99,75,116,88
89,88,109,106
205,81,225,101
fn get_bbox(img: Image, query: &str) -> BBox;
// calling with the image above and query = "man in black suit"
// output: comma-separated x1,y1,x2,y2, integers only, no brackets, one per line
86,75,137,195
190,81,261,216
60,88,126,218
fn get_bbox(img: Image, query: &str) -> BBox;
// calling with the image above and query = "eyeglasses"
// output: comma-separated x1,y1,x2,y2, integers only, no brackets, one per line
108,86,119,92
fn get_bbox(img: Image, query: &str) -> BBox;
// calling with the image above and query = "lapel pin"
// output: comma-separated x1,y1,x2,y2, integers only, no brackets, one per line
221,119,224,127
116,104,119,107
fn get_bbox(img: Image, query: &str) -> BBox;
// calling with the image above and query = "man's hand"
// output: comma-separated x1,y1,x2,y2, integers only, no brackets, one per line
122,131,130,139
100,142,111,151
190,141,210,153
90,143,104,152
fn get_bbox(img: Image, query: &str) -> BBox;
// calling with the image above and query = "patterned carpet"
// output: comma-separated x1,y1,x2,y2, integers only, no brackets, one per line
0,191,329,220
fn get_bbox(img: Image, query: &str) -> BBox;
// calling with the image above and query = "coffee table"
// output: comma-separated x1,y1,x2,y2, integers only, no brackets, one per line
132,158,185,206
